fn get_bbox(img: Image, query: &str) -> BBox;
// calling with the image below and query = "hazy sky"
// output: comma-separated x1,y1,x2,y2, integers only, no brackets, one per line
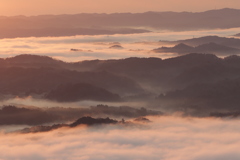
0,0,239,16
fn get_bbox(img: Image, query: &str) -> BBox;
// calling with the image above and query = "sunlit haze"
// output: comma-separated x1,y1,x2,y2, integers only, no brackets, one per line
0,1,240,160
0,0,239,16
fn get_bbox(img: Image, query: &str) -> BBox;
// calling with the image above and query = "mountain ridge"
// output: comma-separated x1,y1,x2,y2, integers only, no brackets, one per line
160,36,240,48
1,53,240,116
153,42,240,55
0,8,240,38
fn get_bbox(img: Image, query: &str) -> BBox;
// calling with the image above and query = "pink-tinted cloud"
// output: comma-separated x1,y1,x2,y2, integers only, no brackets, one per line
0,116,240,160
0,28,239,62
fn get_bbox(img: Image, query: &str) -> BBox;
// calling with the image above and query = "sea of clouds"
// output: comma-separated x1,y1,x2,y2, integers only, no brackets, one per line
0,116,240,160
0,27,239,62
0,28,240,160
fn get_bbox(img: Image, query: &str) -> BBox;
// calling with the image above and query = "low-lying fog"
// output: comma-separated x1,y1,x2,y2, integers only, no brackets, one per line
0,96,149,109
1,116,240,160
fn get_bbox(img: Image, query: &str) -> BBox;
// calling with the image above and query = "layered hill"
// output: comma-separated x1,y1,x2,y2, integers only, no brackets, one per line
2,53,240,116
153,42,240,55
0,8,240,38
160,36,240,49
45,83,121,102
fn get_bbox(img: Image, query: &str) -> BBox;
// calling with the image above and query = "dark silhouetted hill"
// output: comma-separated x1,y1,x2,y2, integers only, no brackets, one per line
153,43,194,54
45,83,121,102
0,105,56,125
70,116,118,127
162,36,240,49
224,55,240,65
0,54,69,69
3,53,240,115
134,117,151,122
109,45,124,49
20,116,118,133
153,42,240,55
195,42,239,54
0,66,143,98
20,124,68,133
0,53,236,96
0,105,162,126
6,54,58,64
172,43,193,50
157,78,240,116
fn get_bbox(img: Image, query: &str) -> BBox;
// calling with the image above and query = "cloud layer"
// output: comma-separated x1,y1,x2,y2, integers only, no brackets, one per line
0,116,240,160
0,28,239,62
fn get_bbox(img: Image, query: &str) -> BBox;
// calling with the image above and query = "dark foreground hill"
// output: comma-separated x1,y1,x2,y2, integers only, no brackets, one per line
0,53,238,95
45,83,121,102
157,78,240,116
0,65,143,100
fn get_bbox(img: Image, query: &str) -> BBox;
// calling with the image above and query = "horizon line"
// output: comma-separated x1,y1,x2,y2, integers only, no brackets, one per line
0,7,238,18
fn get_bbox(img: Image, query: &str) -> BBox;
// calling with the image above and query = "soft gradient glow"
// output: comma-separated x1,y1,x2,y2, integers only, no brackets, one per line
0,0,239,16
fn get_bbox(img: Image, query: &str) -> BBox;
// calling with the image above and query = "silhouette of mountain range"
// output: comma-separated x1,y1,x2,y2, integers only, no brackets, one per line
0,105,161,126
0,53,238,92
70,116,118,127
0,56,143,100
20,116,118,133
157,78,240,116
153,42,240,55
0,8,240,38
0,27,150,38
2,53,240,116
161,36,240,49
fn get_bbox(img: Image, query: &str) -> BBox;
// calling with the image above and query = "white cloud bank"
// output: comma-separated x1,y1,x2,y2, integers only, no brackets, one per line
0,116,240,160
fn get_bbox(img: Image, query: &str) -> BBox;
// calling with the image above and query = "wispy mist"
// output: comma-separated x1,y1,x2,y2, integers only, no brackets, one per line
0,96,149,109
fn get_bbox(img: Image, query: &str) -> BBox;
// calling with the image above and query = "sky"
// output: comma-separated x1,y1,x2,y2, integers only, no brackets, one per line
0,0,239,16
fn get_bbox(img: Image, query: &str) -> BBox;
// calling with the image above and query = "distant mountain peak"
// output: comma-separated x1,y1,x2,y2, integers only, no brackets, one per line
109,44,124,49
205,8,239,12
173,43,193,49
6,54,62,64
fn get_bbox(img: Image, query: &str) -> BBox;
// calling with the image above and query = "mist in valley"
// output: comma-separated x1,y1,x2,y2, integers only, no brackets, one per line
0,7,240,160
